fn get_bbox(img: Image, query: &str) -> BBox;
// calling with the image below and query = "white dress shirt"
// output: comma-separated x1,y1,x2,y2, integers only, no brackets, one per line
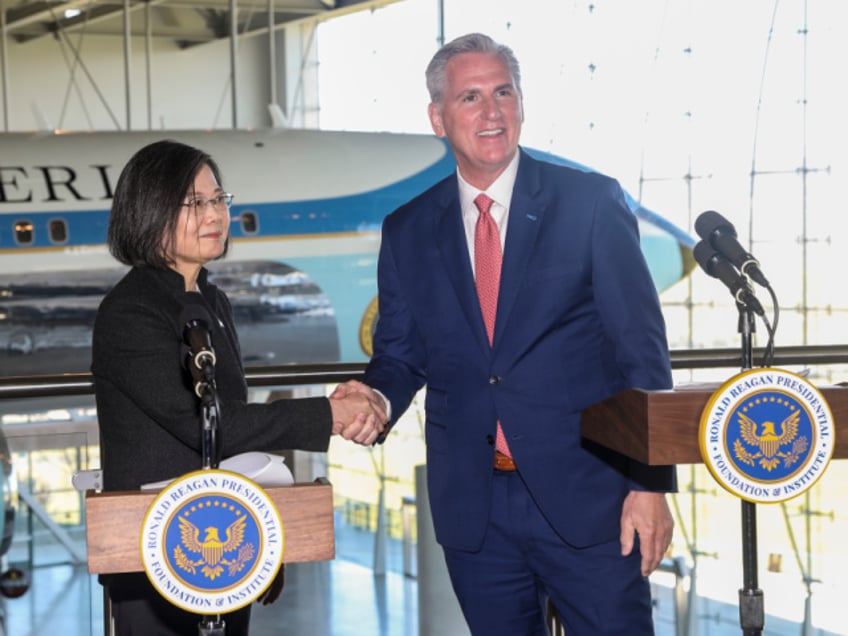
457,151,521,276
375,151,522,423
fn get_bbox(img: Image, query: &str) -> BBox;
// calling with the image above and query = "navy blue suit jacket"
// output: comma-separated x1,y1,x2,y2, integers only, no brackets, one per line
364,149,675,551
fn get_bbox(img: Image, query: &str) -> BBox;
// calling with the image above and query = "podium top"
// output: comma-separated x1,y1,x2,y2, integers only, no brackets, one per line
85,480,334,575
581,385,848,466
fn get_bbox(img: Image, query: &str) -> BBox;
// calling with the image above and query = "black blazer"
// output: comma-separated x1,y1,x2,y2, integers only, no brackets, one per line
92,265,332,491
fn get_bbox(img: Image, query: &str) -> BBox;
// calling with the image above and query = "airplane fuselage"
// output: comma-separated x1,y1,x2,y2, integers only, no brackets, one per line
0,129,693,376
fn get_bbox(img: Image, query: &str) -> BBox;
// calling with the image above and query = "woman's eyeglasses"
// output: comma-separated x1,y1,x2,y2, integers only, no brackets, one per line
182,192,234,211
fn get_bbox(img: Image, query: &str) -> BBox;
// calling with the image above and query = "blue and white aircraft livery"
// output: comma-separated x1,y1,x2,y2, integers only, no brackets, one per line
0,129,695,377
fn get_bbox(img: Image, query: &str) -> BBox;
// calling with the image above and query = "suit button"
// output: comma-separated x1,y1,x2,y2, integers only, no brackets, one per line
488,375,501,385
486,435,495,445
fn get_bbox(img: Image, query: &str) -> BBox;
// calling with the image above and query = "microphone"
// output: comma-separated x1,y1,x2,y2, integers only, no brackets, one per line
694,210,769,287
179,301,217,398
694,240,765,316
184,318,216,373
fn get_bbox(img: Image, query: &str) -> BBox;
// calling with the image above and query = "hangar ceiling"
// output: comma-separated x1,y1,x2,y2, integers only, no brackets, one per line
2,0,375,47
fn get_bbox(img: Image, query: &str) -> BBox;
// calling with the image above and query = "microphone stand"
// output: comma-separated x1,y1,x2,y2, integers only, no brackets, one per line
195,375,226,636
737,302,764,636
197,376,221,471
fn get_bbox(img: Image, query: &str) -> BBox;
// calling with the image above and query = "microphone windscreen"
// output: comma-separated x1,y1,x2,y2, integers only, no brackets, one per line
693,240,717,273
177,293,213,333
694,210,735,240
177,293,216,366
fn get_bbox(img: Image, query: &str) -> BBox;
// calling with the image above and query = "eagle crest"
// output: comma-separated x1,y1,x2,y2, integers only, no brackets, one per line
173,513,255,580
733,408,808,472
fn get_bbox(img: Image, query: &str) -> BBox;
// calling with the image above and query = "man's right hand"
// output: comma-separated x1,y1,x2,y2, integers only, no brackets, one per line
329,381,387,446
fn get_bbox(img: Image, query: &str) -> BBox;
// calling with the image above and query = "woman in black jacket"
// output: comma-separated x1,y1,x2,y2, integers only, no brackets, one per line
92,139,384,635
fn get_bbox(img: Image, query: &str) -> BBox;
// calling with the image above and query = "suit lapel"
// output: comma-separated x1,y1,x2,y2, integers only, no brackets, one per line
493,152,549,349
434,183,492,355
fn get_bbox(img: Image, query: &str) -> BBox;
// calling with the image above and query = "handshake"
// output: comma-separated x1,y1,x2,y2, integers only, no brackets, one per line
328,380,388,446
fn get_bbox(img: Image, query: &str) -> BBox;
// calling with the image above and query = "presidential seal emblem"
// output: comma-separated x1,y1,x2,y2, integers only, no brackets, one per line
141,469,284,614
358,295,379,357
699,368,834,504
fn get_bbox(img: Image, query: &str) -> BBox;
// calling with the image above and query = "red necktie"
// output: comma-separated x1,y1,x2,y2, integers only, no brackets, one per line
474,193,512,458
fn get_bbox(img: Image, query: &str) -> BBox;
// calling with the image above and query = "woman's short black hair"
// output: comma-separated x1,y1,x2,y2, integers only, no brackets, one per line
107,139,227,268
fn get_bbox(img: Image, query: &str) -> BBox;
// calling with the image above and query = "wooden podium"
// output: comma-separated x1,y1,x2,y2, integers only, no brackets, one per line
85,479,335,575
581,383,848,636
581,385,848,465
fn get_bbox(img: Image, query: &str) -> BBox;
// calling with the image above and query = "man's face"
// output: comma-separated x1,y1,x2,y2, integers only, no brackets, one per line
428,51,523,190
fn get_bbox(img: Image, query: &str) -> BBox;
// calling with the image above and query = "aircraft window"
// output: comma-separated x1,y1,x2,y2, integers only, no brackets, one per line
14,220,33,245
49,219,68,243
241,210,259,234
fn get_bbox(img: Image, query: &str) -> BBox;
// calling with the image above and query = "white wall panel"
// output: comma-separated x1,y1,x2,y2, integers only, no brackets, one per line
3,32,279,132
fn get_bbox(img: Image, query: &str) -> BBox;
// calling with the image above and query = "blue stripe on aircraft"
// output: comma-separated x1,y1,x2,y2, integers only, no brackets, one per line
0,151,457,250
0,147,695,255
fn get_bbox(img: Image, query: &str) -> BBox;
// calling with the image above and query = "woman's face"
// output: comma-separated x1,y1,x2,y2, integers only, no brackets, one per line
169,164,231,282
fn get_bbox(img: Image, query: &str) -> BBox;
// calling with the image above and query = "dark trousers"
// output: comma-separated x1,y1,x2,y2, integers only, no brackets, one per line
443,470,653,636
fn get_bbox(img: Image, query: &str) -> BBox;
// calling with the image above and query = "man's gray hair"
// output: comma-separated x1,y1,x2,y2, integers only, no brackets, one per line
425,32,522,104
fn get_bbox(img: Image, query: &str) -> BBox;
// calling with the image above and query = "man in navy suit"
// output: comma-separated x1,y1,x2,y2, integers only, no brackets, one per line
335,32,675,635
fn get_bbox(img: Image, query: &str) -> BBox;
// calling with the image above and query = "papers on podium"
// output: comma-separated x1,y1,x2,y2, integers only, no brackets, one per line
140,452,294,490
